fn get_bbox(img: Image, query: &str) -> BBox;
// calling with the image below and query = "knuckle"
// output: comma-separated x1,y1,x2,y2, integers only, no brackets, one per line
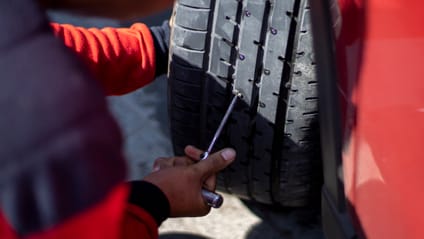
156,157,167,162
154,157,176,169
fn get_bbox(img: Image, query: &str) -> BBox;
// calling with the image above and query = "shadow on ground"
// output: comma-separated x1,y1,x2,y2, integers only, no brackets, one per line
160,233,210,239
243,201,323,239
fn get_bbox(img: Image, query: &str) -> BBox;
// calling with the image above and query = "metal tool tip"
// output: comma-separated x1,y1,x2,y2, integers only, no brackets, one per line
200,152,209,160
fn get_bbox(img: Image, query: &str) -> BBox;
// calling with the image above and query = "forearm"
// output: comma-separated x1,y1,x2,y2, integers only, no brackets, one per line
51,23,157,95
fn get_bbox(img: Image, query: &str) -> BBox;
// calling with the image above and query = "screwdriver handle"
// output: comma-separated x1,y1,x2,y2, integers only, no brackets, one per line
202,189,224,208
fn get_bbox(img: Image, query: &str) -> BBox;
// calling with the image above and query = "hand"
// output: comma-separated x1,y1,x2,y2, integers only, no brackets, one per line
152,146,221,193
143,146,236,217
151,145,202,171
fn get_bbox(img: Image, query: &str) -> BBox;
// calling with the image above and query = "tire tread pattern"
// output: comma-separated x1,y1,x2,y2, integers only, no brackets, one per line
169,0,321,207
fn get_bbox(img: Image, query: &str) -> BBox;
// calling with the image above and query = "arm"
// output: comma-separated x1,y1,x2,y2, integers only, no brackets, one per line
51,23,157,96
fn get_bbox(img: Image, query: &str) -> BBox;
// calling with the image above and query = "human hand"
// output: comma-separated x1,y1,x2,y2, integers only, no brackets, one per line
152,146,223,194
143,146,236,217
151,145,203,171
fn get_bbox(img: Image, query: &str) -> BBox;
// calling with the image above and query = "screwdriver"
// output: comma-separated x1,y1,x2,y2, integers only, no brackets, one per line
200,90,241,208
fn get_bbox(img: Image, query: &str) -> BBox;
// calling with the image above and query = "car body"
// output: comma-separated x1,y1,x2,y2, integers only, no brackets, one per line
311,0,424,238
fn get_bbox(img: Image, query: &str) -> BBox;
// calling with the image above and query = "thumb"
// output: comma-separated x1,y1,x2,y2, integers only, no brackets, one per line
194,148,236,180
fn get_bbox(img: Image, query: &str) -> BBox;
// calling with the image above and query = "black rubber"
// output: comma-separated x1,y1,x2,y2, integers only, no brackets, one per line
168,0,321,207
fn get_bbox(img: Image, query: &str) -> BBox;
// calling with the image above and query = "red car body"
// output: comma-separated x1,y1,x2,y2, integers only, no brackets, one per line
318,0,424,238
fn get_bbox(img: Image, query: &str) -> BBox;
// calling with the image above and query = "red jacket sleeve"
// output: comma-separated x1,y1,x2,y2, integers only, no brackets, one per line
50,23,157,96
0,185,160,239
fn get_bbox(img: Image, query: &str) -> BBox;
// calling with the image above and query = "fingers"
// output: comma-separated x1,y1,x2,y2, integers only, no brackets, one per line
184,145,203,161
184,145,234,191
194,148,236,180
153,155,197,172
203,174,216,191
145,147,236,217
154,146,202,171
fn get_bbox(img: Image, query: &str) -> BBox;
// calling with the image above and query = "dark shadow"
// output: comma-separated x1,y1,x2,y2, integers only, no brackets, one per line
159,233,210,239
243,201,324,239
247,222,324,239
310,0,367,238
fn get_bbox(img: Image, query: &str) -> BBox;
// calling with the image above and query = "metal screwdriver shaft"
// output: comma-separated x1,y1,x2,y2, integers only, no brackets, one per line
200,91,240,208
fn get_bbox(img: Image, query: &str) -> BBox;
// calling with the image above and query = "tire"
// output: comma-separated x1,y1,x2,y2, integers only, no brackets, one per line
168,0,321,207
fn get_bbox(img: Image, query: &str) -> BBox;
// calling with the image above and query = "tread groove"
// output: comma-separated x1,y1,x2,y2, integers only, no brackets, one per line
270,0,304,204
169,0,320,207
248,0,272,203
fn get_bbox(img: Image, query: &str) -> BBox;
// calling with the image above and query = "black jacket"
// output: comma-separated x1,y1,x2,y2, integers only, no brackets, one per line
0,0,126,235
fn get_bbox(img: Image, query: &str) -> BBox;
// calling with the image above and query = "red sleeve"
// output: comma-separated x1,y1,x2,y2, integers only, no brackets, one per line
0,184,159,239
50,23,157,96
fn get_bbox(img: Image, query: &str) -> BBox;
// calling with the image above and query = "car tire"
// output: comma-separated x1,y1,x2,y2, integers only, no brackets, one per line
168,0,321,207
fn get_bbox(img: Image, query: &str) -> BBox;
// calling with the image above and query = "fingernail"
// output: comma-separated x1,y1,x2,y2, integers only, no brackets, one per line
153,166,160,172
221,148,236,161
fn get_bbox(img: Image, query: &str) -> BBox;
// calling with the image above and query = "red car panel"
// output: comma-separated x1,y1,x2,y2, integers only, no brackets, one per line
337,0,424,238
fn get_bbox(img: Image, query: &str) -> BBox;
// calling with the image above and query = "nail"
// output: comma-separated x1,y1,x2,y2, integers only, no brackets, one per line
221,148,236,161
153,166,160,172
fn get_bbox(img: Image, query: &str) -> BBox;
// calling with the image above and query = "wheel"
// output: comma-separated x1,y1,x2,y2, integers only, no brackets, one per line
168,0,321,207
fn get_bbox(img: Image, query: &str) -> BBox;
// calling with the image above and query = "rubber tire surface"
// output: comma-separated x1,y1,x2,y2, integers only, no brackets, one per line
168,0,321,207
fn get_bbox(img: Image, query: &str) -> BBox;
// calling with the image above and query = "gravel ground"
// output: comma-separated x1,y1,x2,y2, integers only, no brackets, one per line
50,11,324,239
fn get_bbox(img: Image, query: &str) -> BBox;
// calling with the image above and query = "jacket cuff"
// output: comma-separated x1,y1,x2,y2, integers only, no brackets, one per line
128,181,170,226
149,20,170,77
